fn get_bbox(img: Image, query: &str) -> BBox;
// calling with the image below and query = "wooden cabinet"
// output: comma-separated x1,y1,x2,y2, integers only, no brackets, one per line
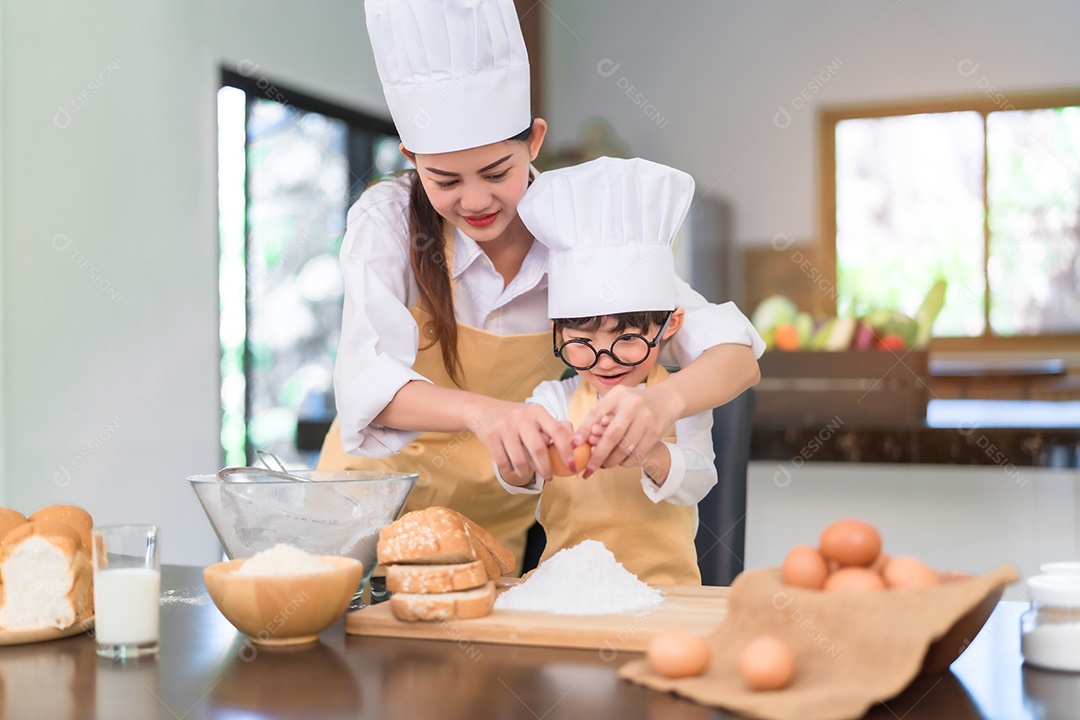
756,351,929,428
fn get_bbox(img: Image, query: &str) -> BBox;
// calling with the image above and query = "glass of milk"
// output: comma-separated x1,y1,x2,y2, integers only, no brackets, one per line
91,525,160,660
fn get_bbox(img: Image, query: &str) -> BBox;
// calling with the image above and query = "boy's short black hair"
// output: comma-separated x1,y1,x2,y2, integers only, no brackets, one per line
553,310,671,335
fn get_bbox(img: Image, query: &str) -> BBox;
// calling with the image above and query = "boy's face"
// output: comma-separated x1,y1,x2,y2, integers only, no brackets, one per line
560,312,682,396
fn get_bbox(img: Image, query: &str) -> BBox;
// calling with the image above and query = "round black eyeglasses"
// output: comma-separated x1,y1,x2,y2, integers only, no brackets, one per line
553,312,673,372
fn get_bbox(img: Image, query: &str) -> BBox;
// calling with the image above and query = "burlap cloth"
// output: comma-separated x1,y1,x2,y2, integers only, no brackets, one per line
619,565,1019,720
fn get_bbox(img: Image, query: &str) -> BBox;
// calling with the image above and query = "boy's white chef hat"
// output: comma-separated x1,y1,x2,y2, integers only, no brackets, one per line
364,0,532,154
518,157,695,318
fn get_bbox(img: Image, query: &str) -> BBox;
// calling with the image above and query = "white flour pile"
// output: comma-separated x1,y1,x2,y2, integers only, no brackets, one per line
495,540,663,615
235,544,333,576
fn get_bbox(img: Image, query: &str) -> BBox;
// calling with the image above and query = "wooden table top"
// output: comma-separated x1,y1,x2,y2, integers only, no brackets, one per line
0,565,1070,720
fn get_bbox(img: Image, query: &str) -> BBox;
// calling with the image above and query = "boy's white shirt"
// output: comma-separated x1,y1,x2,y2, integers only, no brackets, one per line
494,374,718,507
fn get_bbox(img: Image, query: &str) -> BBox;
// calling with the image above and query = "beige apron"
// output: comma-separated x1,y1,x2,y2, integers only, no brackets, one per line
536,366,701,585
317,226,565,573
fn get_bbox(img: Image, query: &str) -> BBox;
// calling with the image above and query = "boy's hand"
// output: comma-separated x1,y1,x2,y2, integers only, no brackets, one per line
574,384,679,475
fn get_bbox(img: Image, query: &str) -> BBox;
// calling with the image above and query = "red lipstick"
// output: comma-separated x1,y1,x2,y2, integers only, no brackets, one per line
464,212,498,228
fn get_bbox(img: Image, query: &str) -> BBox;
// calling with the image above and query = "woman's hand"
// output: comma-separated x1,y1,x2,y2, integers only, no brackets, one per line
466,399,576,481
574,384,682,475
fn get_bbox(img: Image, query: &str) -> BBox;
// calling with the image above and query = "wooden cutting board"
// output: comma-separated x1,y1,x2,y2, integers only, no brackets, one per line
345,582,728,653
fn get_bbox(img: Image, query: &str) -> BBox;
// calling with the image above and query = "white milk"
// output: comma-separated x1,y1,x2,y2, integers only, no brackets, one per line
94,568,161,645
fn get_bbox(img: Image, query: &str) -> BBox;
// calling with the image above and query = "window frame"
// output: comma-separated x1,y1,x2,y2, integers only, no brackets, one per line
817,88,1080,353
218,68,402,466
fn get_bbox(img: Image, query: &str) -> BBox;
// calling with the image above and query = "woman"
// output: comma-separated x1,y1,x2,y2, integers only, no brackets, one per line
318,0,763,569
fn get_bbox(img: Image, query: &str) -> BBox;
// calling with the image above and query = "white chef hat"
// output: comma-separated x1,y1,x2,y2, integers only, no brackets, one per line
517,157,695,318
364,0,532,154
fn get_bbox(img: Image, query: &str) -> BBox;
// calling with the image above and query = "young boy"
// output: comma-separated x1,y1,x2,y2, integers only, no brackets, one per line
496,157,718,585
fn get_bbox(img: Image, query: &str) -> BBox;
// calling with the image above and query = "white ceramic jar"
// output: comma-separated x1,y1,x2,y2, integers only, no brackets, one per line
1021,574,1080,672
1040,562,1080,575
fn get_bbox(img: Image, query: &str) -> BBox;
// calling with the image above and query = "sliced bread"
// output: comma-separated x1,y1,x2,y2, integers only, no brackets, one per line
385,560,488,594
461,516,515,577
471,545,504,583
389,581,496,622
378,507,477,565
377,506,515,581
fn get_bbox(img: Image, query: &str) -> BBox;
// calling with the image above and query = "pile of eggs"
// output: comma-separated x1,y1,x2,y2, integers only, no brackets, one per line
645,518,940,693
783,518,937,592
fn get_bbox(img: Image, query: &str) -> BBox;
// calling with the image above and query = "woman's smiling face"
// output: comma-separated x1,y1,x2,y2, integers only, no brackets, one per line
406,120,547,243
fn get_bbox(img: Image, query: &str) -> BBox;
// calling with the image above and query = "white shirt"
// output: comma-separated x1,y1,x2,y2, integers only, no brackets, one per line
335,174,765,456
495,375,718,507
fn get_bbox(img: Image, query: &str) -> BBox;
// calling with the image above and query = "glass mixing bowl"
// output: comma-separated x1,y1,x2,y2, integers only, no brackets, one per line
189,470,417,607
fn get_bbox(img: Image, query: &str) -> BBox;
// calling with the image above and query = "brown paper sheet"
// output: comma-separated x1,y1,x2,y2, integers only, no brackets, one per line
618,565,1019,720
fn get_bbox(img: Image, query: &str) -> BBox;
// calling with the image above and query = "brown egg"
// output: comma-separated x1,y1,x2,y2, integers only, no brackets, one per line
547,443,592,477
739,635,795,691
819,519,882,567
823,567,886,592
869,551,891,576
647,631,712,679
882,555,939,589
781,545,829,590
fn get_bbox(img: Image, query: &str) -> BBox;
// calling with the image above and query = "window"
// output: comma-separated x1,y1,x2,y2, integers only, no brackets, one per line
820,91,1080,350
217,69,409,467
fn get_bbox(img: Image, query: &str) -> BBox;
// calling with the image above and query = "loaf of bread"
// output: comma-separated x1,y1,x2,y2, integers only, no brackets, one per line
377,506,514,582
29,505,93,552
0,508,27,542
378,507,514,622
378,507,479,565
389,582,496,622
386,560,488,594
0,520,94,631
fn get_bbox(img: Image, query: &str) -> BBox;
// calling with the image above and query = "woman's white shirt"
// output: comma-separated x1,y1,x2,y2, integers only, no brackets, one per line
335,174,764,456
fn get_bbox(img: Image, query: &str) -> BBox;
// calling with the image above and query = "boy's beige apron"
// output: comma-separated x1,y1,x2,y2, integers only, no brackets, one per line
536,366,701,585
317,227,565,573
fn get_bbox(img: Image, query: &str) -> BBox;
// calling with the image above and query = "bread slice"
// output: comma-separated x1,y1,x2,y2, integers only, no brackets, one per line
461,517,515,577
389,581,495,622
29,505,93,552
470,545,504,582
378,507,477,565
0,521,93,631
386,560,488,594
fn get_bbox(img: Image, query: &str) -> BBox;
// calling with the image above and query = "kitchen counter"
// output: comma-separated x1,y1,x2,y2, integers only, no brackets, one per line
0,565,1073,719
752,351,1080,468
752,400,1080,468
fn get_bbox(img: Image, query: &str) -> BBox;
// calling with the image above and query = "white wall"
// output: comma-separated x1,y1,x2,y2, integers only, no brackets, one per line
0,1,387,565
3,1,1077,567
543,0,1080,248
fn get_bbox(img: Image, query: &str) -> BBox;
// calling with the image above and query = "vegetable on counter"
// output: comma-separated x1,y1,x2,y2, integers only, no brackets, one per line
751,279,947,352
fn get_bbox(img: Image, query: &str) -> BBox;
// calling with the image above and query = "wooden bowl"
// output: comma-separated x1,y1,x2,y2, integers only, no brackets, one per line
204,556,364,646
